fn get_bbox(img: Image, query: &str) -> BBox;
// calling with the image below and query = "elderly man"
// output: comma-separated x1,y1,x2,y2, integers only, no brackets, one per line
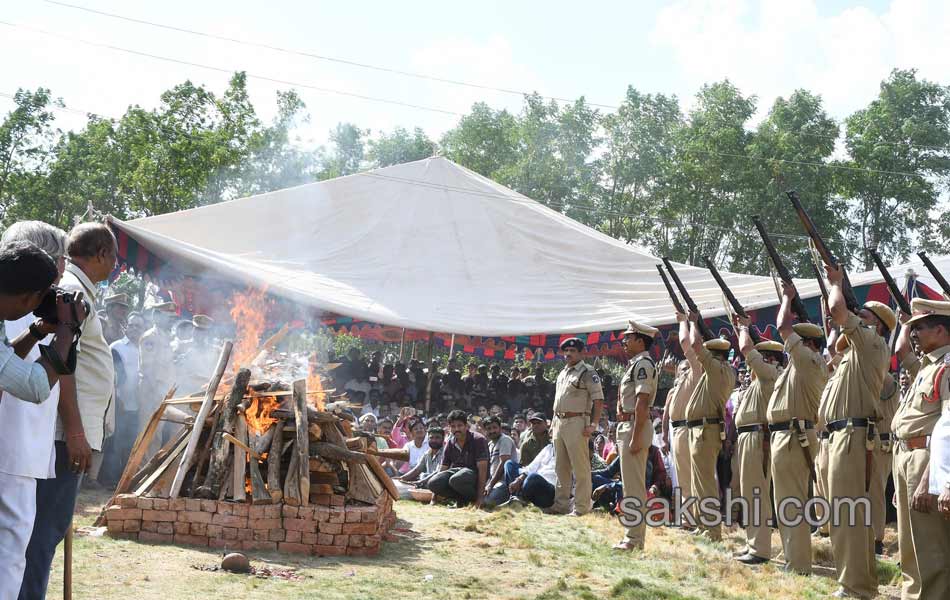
19,222,116,599
101,293,129,345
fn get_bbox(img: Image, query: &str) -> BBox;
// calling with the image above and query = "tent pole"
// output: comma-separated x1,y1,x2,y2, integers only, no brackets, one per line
448,333,456,361
399,328,406,362
425,332,435,413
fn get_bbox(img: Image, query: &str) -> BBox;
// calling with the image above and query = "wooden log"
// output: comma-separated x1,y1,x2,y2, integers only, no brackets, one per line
218,455,233,500
311,442,367,464
308,423,322,440
346,462,383,505
134,434,189,496
248,455,271,504
127,426,189,492
309,457,335,472
195,367,250,498
366,454,400,501
346,437,369,452
267,419,285,503
309,471,340,485
271,407,341,424
232,416,247,502
283,442,301,506
292,379,309,507
169,341,232,498
221,432,262,460
370,447,411,462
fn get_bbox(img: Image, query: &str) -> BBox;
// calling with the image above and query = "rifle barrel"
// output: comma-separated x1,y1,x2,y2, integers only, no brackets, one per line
656,264,686,315
661,257,715,341
868,249,912,315
917,251,950,298
751,216,813,323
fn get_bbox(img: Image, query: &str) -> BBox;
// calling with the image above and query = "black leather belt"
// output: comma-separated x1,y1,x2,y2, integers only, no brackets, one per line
737,424,767,434
671,419,688,428
769,420,814,431
878,433,892,441
686,417,723,428
826,417,871,432
819,431,830,440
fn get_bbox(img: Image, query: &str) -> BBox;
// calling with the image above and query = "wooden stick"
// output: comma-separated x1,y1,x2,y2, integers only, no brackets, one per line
292,379,310,506
232,417,247,502
127,427,189,492
247,454,271,504
134,434,189,496
196,368,251,498
170,341,232,498
222,432,262,460
267,419,285,503
311,442,368,464
366,454,400,501
283,443,301,506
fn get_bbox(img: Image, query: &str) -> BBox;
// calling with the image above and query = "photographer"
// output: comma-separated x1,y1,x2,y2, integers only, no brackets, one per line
20,222,117,600
0,225,89,599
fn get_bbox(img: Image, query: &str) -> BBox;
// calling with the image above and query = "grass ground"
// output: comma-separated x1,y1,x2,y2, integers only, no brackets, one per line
51,488,903,600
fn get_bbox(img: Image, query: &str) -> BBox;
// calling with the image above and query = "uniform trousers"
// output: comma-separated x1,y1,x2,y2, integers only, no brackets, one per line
0,473,37,600
736,430,772,558
868,443,892,543
552,416,591,515
826,428,877,599
893,446,950,600
770,429,816,574
617,421,650,547
688,424,722,540
814,436,831,535
671,425,692,524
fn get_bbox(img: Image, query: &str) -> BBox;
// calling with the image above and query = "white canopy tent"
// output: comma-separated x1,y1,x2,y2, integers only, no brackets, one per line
110,157,949,337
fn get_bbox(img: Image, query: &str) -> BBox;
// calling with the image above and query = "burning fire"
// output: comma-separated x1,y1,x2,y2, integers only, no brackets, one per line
245,395,279,436
307,354,325,411
230,287,270,371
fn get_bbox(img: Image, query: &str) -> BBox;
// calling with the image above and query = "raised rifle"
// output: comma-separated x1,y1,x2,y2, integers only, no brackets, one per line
809,259,833,336
656,264,686,315
660,258,715,341
868,248,912,315
787,190,860,313
917,251,950,299
752,216,813,324
702,256,763,344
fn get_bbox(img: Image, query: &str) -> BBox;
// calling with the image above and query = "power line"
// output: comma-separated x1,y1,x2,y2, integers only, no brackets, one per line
0,20,461,116
43,0,619,111
685,148,928,179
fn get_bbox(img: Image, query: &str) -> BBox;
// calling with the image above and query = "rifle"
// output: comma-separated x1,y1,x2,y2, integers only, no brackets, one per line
702,256,763,344
660,258,715,341
809,260,833,336
656,264,686,315
868,248,912,315
786,190,860,313
752,216,812,324
917,251,950,299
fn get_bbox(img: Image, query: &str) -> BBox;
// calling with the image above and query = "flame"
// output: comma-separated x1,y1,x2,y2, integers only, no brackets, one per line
230,287,270,371
307,354,325,410
245,395,279,436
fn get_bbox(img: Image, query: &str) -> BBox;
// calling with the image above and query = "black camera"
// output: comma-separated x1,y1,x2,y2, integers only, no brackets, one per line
33,286,89,324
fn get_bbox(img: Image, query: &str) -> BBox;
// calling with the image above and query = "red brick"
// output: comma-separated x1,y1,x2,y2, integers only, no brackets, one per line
123,520,141,533
313,545,345,556
268,529,285,542
253,529,270,542
106,519,123,533
301,532,318,545
142,510,176,522
238,528,253,541
296,507,314,519
346,546,377,556
137,498,154,510
217,502,232,515
241,540,277,552
201,500,218,513
248,505,266,519
348,535,364,547
117,494,138,508
278,542,312,554
361,508,379,523
185,499,202,512
264,505,282,518
344,509,361,523
285,530,302,543
156,522,174,535
174,533,209,547
222,527,238,540
141,521,158,533
342,523,377,535
207,525,223,538
334,535,349,547
328,508,345,524
311,494,332,506
284,518,315,533
169,498,187,511
231,503,249,517
191,523,208,536
211,514,247,528
366,535,382,547
330,495,345,507
180,510,213,524
151,498,169,510
317,533,334,546
320,522,342,535
139,531,173,544
106,506,142,521
249,518,281,530
313,507,330,522
281,505,298,518
174,522,190,535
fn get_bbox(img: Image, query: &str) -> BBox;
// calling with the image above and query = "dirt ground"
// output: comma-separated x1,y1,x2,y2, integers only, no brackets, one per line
49,488,902,599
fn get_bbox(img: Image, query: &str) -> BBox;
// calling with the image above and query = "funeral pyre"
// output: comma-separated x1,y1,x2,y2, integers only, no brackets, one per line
97,303,397,557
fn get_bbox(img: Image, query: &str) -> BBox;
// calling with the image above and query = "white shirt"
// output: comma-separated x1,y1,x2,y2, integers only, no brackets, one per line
929,407,950,495
56,262,115,451
0,321,51,404
0,316,60,479
402,439,427,469
523,443,556,486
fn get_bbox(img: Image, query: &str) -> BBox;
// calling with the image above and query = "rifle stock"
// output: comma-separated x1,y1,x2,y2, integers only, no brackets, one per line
702,256,763,344
751,216,812,324
868,248,912,315
660,257,715,341
786,190,860,313
917,251,950,298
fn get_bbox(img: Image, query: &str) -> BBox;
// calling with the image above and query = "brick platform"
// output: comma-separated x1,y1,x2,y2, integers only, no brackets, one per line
103,493,396,556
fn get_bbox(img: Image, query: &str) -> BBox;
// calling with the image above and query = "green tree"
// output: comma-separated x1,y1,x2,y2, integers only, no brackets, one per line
317,123,368,179
440,102,519,178
367,127,436,168
0,88,60,224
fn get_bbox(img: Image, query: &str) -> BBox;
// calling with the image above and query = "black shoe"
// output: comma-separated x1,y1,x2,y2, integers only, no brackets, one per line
875,540,884,556
736,554,770,566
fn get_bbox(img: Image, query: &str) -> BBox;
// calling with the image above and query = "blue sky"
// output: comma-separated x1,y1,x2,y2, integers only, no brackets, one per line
2,0,948,147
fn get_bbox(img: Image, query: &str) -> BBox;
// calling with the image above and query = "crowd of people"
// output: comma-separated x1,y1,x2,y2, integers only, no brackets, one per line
0,217,948,600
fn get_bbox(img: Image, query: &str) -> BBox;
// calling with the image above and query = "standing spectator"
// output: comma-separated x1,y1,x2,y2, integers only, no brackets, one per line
100,293,129,345
518,411,551,467
427,410,489,508
138,301,177,455
0,224,88,599
101,312,146,485
20,222,117,599
483,416,517,506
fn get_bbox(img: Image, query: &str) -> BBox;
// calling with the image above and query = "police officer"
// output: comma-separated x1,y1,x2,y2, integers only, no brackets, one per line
768,282,828,575
550,338,604,516
870,370,899,556
820,265,893,599
733,315,783,565
684,312,735,541
102,293,129,345
613,320,658,551
892,298,950,600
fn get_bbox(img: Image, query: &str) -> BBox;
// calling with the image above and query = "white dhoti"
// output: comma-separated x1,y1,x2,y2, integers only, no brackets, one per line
0,472,37,599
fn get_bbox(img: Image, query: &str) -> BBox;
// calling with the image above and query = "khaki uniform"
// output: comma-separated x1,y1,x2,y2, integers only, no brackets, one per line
668,350,702,523
870,373,899,543
684,345,734,540
818,314,889,599
551,361,604,515
734,349,778,559
617,351,658,547
768,331,829,574
891,346,950,600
